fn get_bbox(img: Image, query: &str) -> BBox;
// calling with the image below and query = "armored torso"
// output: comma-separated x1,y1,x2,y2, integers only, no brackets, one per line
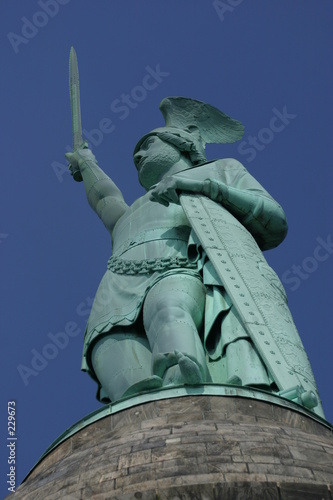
111,191,191,262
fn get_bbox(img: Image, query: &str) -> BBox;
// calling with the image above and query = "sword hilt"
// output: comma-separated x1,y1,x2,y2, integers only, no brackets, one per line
68,141,88,182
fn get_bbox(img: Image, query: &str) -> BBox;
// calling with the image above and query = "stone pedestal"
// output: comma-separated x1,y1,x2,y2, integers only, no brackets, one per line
13,390,333,499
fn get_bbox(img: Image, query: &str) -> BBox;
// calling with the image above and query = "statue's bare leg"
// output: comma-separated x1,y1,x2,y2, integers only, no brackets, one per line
91,329,162,402
143,274,210,385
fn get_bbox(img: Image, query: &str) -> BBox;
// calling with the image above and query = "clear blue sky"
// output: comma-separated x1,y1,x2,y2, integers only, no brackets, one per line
1,1,333,495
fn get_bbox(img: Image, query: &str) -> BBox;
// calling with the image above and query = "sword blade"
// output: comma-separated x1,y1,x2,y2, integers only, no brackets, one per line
69,46,83,151
68,46,83,181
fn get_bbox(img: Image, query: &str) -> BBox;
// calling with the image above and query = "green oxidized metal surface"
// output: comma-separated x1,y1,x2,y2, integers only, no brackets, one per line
65,56,325,417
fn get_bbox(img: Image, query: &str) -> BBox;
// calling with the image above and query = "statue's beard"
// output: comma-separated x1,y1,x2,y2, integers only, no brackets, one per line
138,154,179,190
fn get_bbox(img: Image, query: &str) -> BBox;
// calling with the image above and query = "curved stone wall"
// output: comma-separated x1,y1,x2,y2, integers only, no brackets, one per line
13,395,333,499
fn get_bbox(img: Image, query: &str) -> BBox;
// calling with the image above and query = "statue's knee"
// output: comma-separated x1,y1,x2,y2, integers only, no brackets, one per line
154,297,186,321
144,294,184,329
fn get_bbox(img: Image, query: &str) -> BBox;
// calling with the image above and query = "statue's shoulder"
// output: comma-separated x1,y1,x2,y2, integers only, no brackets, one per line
188,158,247,183
213,157,247,173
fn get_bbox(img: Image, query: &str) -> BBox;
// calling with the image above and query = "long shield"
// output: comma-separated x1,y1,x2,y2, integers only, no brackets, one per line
180,193,323,415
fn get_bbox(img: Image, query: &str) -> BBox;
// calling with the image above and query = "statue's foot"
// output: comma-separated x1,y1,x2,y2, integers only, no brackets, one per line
162,365,184,386
121,375,163,399
174,350,203,385
226,375,242,386
153,352,179,378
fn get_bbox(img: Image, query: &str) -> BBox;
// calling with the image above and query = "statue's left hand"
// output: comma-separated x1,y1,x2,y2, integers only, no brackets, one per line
149,176,181,206
149,176,205,207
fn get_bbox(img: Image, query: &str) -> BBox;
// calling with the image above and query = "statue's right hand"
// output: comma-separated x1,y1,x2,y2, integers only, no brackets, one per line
65,145,97,169
65,144,97,182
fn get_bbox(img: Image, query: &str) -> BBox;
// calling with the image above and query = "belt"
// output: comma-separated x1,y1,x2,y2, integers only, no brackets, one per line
107,255,198,275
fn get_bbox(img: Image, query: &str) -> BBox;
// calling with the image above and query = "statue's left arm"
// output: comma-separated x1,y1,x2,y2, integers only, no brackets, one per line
201,174,288,251
150,160,288,250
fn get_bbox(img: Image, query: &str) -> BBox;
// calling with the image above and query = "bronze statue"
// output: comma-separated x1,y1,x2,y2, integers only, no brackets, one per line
65,49,324,417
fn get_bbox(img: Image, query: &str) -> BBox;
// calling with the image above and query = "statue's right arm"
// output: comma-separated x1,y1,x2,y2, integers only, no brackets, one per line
65,148,129,234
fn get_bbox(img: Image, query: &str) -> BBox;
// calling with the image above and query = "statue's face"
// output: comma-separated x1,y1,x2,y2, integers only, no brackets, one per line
134,135,181,189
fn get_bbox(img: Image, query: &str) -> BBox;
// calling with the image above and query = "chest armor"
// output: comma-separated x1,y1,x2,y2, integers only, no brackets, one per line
112,192,191,261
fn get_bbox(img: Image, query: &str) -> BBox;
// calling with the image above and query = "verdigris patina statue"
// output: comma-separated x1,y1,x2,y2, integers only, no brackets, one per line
66,48,324,417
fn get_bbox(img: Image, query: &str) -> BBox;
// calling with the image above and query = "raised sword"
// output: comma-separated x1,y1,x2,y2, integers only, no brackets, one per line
68,46,86,181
